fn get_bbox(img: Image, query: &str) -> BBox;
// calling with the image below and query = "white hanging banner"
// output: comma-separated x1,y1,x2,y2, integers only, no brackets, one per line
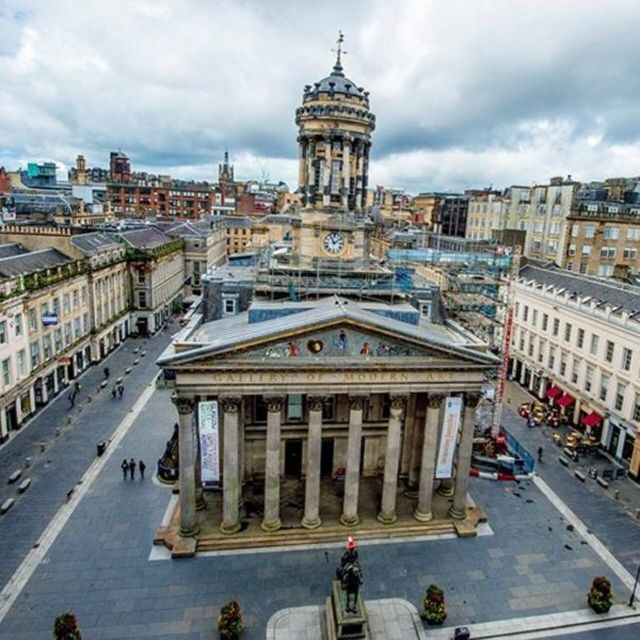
198,401,220,484
435,396,463,479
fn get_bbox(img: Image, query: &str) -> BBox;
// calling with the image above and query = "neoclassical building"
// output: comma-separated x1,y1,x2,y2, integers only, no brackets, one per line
156,299,497,553
155,39,498,555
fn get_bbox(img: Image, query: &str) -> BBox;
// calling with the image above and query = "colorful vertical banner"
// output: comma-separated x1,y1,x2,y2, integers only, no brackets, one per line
198,400,220,484
435,396,463,479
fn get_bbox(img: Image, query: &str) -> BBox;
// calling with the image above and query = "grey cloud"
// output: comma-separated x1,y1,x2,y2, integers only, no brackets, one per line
1,0,640,192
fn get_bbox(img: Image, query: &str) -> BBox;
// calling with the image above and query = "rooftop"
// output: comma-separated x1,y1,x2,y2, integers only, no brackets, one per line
0,248,74,277
71,232,121,255
519,264,640,315
117,227,174,249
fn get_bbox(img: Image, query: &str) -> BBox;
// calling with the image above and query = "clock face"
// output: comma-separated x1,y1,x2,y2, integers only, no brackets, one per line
323,231,345,254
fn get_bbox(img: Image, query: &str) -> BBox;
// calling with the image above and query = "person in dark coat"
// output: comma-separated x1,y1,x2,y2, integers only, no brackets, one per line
118,384,124,398
104,367,110,379
111,386,117,399
121,459,129,480
128,458,136,480
139,460,146,480
537,446,544,462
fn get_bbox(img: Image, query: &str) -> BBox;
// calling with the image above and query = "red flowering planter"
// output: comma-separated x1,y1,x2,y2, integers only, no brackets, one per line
217,600,244,640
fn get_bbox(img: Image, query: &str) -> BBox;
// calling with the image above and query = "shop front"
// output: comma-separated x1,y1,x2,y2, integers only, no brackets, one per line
605,416,636,466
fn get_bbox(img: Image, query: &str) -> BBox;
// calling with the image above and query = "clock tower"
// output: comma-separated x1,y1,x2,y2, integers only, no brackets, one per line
290,33,376,266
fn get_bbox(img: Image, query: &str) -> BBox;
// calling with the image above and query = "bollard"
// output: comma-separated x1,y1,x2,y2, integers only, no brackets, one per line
40,442,45,452
614,489,619,500
55,427,61,437
635,509,640,520
24,457,31,468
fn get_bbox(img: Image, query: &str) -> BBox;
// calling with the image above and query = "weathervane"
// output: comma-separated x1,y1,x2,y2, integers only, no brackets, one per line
332,30,347,67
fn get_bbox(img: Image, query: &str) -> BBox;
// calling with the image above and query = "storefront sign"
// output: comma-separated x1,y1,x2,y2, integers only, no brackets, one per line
198,401,220,484
435,396,463,479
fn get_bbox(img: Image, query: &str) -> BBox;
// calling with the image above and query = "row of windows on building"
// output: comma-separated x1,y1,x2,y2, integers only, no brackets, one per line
567,245,638,260
516,304,634,371
515,330,640,422
571,225,640,241
0,313,91,391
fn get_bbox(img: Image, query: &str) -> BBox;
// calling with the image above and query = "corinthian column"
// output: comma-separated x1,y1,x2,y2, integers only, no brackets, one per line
220,396,242,534
262,396,284,532
302,396,324,529
378,395,406,525
449,392,481,519
341,395,365,526
414,394,445,522
173,394,198,538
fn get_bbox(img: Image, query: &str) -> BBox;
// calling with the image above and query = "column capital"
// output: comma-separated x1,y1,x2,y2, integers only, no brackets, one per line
307,396,325,412
172,393,195,415
265,395,285,412
220,396,242,414
426,393,446,409
463,392,483,408
389,394,407,411
349,395,367,410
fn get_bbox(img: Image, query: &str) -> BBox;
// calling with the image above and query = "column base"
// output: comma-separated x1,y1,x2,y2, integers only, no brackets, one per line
301,516,322,530
438,482,454,497
219,521,242,535
377,512,397,525
448,506,466,520
260,518,282,533
413,509,433,522
179,522,199,538
340,513,360,527
403,485,419,499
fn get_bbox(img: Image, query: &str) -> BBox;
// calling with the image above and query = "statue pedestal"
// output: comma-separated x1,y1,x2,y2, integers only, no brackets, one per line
322,581,369,640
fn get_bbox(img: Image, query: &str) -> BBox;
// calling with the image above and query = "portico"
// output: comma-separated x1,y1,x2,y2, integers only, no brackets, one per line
155,300,497,554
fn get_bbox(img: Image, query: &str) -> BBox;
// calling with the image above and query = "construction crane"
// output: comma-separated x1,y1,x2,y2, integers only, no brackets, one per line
491,243,521,437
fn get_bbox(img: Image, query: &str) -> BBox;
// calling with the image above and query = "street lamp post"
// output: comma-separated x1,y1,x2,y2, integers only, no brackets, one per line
629,563,640,607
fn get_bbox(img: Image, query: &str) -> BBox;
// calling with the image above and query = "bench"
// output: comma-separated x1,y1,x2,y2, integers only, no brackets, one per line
574,470,586,482
18,478,31,493
558,456,569,467
596,477,609,489
8,469,22,484
1,498,15,514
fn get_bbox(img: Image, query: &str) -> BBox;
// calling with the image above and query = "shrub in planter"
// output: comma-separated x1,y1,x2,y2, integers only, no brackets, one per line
587,576,613,613
421,584,447,625
53,613,82,640
217,600,244,640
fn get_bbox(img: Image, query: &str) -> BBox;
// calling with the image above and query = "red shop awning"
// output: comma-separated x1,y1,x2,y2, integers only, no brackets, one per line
546,385,562,399
557,394,575,407
581,412,602,428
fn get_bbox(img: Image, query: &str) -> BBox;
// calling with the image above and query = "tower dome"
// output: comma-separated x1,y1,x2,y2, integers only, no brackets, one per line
295,33,376,213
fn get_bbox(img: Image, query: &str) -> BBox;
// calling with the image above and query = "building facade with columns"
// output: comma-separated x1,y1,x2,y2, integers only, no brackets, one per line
510,263,640,478
156,299,497,550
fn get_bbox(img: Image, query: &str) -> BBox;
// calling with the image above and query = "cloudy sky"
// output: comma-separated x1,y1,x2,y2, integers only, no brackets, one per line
1,0,640,193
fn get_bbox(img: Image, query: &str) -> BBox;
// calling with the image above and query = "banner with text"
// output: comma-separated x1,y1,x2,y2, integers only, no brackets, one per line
198,401,220,485
435,396,463,479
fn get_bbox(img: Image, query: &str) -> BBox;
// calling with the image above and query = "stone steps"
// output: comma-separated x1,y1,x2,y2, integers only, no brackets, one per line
196,520,457,553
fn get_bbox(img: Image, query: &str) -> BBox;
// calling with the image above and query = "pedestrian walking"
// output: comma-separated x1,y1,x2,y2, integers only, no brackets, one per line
139,460,146,480
537,446,544,463
128,458,136,480
121,459,129,480
68,392,76,408
111,386,117,399
104,367,110,379
74,381,81,394
118,384,124,398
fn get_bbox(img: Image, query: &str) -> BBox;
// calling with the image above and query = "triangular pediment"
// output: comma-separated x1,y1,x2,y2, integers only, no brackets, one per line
218,322,435,360
160,302,500,369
